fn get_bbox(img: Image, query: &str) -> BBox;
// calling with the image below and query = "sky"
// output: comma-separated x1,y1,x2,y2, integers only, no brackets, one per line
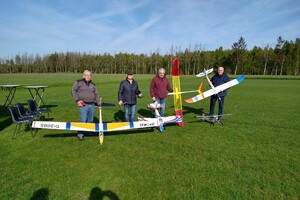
0,0,300,58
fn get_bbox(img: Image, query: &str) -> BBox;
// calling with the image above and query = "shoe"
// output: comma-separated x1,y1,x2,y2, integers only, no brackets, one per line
78,135,84,141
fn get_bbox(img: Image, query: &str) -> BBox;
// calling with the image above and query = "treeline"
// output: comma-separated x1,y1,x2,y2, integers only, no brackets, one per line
0,36,299,75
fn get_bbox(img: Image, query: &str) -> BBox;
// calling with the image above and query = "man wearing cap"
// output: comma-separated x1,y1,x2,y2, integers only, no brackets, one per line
150,68,173,117
118,70,142,122
72,70,101,141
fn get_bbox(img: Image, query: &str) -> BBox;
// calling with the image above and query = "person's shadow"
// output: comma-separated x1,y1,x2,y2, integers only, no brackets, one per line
137,108,153,118
182,105,204,115
89,186,119,200
114,109,125,122
30,188,49,200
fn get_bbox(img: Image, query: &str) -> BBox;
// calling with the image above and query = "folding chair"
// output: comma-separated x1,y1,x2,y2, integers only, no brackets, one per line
27,100,50,119
15,103,40,119
7,105,34,138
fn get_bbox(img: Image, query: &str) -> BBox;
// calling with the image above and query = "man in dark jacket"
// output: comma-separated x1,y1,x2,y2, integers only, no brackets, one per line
72,70,101,141
118,70,142,122
150,68,173,117
209,66,230,119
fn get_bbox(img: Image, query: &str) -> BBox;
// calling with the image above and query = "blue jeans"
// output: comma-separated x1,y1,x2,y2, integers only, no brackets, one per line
154,98,166,117
209,96,225,117
124,104,136,122
78,103,95,137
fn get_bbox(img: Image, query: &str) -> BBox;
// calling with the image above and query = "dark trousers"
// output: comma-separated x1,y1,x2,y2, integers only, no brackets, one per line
209,96,225,116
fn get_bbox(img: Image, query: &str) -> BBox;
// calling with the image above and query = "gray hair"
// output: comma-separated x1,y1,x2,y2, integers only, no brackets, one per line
158,68,165,74
83,70,91,76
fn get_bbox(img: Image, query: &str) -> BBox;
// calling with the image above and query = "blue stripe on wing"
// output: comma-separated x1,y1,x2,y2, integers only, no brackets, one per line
66,122,71,130
103,123,107,131
130,121,134,128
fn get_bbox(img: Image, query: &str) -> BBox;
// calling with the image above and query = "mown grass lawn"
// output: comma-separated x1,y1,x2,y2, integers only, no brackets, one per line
0,73,299,199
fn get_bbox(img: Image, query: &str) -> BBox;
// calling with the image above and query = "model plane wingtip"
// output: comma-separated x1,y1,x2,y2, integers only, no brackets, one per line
237,74,245,83
185,98,194,104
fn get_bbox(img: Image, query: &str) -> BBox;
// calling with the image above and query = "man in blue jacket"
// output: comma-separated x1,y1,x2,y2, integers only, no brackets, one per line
118,70,142,122
209,66,230,120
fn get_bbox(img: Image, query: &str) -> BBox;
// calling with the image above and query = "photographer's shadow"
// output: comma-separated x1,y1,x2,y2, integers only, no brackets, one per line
89,186,119,200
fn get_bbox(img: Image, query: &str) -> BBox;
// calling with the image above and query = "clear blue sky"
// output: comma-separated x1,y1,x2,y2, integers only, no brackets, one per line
0,0,299,58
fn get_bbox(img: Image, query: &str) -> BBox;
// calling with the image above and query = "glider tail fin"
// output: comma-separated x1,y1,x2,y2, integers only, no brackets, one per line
197,82,205,99
198,82,204,93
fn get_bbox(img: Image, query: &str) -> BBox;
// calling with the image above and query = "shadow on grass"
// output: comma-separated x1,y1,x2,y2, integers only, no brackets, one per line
0,108,11,131
137,108,153,118
30,187,49,200
182,105,205,115
89,186,119,200
113,109,125,122
42,128,155,138
114,108,153,121
0,117,12,132
42,132,76,138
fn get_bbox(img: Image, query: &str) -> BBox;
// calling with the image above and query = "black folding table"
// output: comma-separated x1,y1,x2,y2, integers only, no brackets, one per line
24,86,49,109
0,84,20,109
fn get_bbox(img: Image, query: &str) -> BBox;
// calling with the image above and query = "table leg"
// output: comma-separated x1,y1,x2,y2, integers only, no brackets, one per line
1,87,17,109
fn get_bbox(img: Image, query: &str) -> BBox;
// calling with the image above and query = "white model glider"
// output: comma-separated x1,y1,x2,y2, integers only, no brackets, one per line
185,74,244,103
32,102,182,144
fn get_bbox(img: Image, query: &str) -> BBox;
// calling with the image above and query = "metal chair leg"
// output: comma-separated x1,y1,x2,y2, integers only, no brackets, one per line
13,123,21,138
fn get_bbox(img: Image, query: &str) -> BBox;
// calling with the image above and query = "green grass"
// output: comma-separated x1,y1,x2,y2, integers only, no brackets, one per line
0,74,299,199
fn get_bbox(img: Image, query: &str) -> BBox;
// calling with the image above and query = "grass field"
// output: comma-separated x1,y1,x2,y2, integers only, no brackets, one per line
0,73,299,199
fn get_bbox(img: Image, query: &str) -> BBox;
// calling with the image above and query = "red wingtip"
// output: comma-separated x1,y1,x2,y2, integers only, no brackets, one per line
185,98,194,104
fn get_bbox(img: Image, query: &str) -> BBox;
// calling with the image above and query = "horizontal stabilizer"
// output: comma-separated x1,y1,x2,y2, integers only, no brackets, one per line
147,103,164,109
196,68,213,77
138,115,182,124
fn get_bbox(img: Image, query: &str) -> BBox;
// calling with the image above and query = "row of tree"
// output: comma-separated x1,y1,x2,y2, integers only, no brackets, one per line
1,36,299,75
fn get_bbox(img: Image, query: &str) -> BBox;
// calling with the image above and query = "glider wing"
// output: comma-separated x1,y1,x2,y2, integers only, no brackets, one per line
32,120,163,132
185,74,244,103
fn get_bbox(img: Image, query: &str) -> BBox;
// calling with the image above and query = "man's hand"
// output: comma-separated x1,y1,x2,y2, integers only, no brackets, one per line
77,100,85,107
152,97,156,101
98,106,102,110
118,100,123,107
138,93,143,98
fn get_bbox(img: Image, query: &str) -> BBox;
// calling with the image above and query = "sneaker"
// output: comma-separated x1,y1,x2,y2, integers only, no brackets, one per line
78,135,84,141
